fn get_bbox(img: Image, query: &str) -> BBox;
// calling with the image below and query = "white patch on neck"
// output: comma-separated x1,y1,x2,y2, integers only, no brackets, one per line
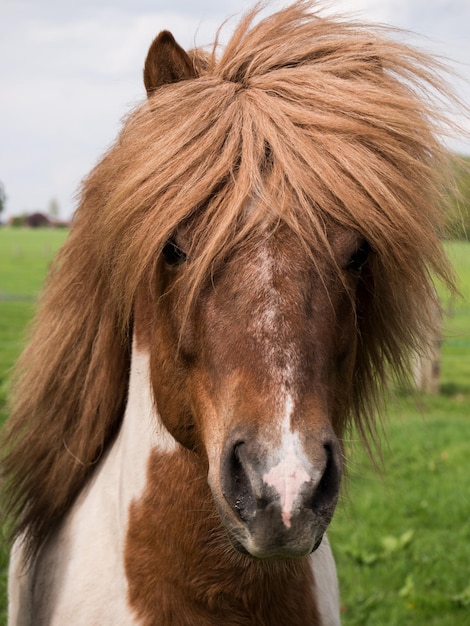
121,344,178,479
21,339,179,625
101,341,178,510
263,396,314,528
309,535,341,626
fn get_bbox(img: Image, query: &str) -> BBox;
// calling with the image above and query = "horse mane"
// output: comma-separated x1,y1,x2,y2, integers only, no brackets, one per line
2,0,460,560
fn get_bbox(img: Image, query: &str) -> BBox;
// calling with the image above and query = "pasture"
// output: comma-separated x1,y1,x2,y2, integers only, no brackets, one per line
0,228,469,625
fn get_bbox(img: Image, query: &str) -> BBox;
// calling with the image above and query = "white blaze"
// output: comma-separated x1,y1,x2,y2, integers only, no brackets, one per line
248,245,315,529
263,394,314,528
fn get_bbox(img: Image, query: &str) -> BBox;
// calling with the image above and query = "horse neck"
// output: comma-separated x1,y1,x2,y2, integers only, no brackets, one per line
119,340,321,624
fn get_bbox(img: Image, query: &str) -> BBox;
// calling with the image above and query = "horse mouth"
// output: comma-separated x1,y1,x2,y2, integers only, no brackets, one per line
216,494,334,560
223,520,327,560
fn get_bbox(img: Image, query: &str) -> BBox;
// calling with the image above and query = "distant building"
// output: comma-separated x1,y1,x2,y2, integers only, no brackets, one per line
24,212,51,228
7,212,72,228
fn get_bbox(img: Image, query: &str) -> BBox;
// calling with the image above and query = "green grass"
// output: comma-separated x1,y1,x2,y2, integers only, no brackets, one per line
0,228,69,623
330,396,470,625
0,227,68,296
440,241,470,394
0,228,469,625
330,240,470,625
0,228,68,409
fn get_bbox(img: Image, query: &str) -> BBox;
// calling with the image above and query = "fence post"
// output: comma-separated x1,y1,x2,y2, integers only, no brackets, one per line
413,300,442,394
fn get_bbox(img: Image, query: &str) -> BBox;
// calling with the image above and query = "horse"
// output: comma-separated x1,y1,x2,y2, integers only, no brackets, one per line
2,2,457,624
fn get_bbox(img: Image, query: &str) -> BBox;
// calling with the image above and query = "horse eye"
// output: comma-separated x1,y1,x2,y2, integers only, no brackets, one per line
162,239,187,266
347,240,371,272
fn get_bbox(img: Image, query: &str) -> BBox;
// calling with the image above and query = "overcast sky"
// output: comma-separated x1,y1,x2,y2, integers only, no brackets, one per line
1,0,469,220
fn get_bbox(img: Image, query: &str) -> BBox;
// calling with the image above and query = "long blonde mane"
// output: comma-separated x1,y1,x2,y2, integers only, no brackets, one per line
2,1,459,559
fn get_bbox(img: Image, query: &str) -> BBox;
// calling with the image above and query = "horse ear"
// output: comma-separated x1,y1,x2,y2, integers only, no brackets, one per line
144,30,197,95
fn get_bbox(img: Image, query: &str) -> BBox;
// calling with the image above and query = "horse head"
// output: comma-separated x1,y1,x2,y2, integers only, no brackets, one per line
139,219,371,558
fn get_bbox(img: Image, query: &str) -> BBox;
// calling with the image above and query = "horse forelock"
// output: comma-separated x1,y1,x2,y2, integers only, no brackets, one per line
2,0,459,560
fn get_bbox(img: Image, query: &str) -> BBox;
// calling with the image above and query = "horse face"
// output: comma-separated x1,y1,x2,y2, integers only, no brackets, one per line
146,220,367,559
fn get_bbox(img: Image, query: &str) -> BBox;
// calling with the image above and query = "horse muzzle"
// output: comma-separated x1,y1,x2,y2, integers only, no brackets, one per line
215,427,342,559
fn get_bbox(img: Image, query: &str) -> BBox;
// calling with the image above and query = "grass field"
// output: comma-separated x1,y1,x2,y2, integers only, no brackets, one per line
0,228,69,623
0,228,68,397
0,228,469,624
331,240,470,625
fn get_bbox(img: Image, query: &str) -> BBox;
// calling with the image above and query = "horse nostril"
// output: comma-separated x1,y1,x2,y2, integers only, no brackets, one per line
310,442,342,515
223,442,256,523
221,432,342,537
